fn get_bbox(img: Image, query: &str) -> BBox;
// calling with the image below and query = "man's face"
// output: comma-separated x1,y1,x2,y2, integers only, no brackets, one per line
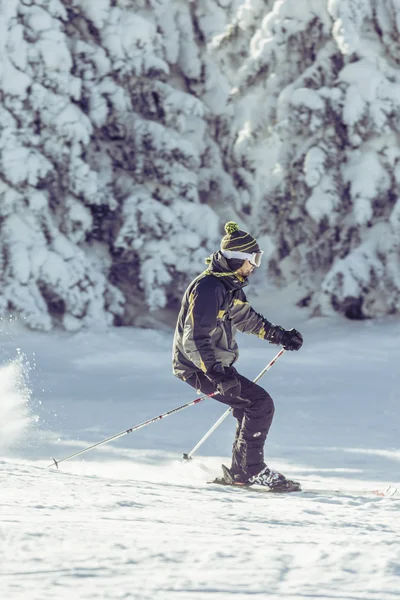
235,259,255,278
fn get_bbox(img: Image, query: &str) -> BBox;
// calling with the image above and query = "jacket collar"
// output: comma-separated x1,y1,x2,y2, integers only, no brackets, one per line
204,252,248,291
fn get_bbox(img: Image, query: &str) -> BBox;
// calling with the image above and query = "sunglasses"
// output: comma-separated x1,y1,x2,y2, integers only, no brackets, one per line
221,249,264,267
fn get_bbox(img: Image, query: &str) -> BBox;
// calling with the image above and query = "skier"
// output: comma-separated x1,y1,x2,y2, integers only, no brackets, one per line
172,221,303,491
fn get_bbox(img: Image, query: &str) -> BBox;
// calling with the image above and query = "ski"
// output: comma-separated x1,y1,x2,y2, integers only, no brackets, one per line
207,479,399,498
208,466,399,498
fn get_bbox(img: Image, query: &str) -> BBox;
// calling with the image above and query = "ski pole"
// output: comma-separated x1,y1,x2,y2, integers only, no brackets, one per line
48,389,219,469
182,347,286,460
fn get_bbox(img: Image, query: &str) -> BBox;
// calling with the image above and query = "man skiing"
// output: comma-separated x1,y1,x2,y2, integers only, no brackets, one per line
172,221,303,492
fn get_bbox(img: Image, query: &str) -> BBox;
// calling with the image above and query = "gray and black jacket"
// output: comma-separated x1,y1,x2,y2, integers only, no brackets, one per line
172,252,285,380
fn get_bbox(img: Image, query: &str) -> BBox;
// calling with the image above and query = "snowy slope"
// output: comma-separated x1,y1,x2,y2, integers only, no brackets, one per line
1,312,400,600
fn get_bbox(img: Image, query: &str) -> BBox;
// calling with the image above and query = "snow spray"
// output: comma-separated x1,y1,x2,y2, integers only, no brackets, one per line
0,350,36,453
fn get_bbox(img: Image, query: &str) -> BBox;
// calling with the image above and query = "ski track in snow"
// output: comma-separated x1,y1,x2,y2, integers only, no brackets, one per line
1,315,400,600
2,457,400,600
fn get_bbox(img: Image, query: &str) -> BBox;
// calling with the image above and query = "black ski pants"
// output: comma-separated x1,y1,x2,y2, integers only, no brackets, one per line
185,370,275,481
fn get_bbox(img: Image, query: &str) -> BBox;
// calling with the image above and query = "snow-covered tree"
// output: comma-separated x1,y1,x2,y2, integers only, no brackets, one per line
212,0,400,318
0,0,121,331
4,0,400,329
0,0,241,330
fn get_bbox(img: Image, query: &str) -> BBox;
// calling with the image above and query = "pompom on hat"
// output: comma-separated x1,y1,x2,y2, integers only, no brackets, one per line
220,221,263,270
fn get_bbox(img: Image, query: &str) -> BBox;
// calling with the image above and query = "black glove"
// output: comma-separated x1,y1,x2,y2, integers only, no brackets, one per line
281,328,303,351
206,363,241,397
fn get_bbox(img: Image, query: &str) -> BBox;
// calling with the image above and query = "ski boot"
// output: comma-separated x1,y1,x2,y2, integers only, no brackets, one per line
249,465,301,492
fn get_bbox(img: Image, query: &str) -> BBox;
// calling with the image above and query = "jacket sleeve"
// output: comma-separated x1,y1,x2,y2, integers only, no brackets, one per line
230,290,285,345
182,277,224,373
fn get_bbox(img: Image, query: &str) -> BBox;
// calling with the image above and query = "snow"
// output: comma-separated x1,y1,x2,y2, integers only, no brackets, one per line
291,88,325,112
1,0,233,331
176,6,201,79
389,198,400,233
115,192,219,311
303,146,326,188
77,0,111,29
1,0,400,331
0,351,33,451
1,306,400,599
100,7,169,77
237,0,265,29
320,222,400,317
342,150,391,225
1,134,52,187
305,174,340,224
328,0,373,54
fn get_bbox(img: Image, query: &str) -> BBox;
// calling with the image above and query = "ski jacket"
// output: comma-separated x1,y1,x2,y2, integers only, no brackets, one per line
172,252,284,380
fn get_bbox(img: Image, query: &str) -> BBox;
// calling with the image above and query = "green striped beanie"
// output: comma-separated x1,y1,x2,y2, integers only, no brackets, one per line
220,221,260,254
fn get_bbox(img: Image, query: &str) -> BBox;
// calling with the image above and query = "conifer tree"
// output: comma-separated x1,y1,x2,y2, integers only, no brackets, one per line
0,0,237,329
213,0,400,318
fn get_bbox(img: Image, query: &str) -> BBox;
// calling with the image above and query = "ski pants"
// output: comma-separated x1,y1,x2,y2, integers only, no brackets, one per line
185,369,275,480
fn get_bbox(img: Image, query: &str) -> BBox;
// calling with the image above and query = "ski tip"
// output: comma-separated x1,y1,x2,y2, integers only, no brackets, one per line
50,457,59,469
208,477,230,485
382,485,399,498
182,453,192,461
